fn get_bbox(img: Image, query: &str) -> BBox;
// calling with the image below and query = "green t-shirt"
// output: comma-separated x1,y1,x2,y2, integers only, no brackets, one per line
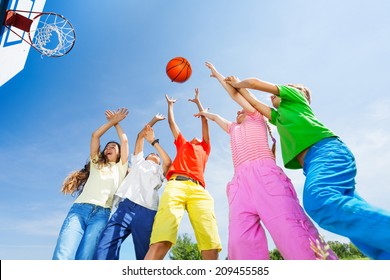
270,85,336,169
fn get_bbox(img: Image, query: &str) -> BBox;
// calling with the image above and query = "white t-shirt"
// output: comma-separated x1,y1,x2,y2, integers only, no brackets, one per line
74,156,128,209
114,152,165,211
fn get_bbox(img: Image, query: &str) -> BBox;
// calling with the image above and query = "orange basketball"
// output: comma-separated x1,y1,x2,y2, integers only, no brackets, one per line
166,57,192,83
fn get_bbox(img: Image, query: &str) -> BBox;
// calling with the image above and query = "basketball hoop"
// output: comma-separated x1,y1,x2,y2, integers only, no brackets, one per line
3,10,76,57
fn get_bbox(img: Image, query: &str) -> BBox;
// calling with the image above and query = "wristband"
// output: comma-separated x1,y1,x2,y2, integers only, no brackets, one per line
151,139,159,146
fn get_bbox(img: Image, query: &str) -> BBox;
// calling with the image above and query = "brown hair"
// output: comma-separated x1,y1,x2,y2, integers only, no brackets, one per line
288,84,311,104
60,141,121,196
265,120,276,157
92,141,121,168
61,162,90,196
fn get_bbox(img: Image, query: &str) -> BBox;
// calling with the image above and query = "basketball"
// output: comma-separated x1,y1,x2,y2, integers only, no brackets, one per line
166,57,192,83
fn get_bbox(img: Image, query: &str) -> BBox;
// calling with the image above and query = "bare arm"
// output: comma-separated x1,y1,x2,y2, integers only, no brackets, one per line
205,62,255,113
134,113,166,155
194,109,231,133
226,77,280,95
225,77,274,120
144,125,172,175
188,87,206,112
165,94,180,140
90,108,128,160
147,113,166,127
188,88,209,144
114,123,129,164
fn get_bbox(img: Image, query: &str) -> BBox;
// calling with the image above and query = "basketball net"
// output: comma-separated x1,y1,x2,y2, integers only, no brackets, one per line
4,10,76,57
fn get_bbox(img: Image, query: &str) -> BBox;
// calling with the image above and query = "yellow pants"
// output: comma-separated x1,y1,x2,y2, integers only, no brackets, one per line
150,179,222,252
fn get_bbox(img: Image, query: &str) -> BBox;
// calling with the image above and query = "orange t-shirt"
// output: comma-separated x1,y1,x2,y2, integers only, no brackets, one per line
166,133,210,187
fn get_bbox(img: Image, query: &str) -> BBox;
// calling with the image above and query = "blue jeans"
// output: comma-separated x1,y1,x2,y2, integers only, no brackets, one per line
94,198,157,260
303,137,390,259
52,203,110,260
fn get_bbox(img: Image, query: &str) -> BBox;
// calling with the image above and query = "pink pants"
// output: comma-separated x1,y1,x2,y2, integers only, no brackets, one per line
227,158,338,260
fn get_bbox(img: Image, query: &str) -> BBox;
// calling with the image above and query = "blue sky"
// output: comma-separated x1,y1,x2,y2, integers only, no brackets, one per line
1,0,389,260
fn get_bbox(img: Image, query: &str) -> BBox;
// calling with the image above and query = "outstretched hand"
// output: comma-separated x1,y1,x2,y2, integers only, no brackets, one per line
188,88,200,104
165,94,177,105
105,108,129,124
193,108,209,118
153,113,166,122
205,62,219,78
224,76,240,86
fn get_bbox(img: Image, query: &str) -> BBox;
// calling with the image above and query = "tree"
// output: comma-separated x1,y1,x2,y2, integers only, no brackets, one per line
169,233,202,260
327,241,366,260
168,234,367,260
269,248,284,260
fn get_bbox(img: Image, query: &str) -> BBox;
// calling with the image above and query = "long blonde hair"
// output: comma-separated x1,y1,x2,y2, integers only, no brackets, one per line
61,162,90,196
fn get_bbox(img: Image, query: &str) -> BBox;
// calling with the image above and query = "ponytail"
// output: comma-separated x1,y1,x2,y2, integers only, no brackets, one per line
265,120,276,157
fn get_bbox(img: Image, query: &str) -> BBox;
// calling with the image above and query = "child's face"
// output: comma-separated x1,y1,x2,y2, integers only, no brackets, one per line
104,143,120,162
270,95,281,108
146,153,160,165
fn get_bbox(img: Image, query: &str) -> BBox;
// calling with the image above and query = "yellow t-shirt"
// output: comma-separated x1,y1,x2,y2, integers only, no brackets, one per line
74,156,128,208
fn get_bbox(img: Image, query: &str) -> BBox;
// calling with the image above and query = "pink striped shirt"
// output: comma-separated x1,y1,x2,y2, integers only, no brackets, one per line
227,111,275,168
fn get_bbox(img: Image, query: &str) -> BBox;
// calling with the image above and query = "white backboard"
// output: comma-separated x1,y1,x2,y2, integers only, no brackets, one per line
0,0,46,87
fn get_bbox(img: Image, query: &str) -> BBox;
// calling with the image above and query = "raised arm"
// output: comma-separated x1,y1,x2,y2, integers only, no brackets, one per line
188,88,209,144
225,77,280,95
144,125,172,175
194,109,231,133
114,123,129,164
205,62,254,113
105,108,129,164
134,113,166,155
147,113,166,127
90,108,128,160
165,94,180,140
225,77,274,120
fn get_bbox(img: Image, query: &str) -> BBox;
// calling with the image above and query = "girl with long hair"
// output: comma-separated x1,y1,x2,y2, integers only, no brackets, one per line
95,114,172,260
195,62,337,260
52,108,129,260
226,73,390,259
